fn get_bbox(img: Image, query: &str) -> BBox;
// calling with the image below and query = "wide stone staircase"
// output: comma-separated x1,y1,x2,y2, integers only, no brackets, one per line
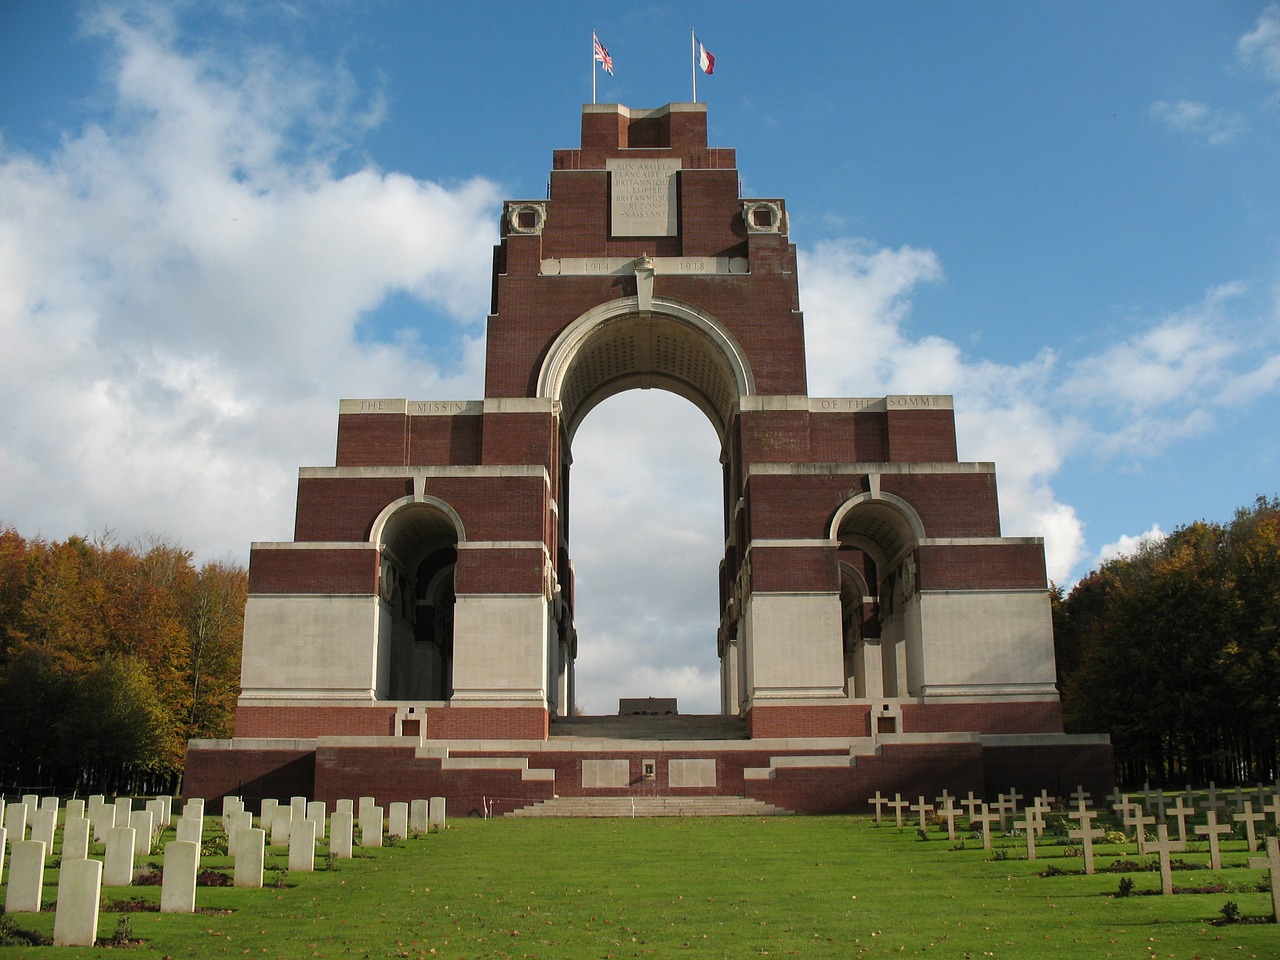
506,795,791,818
547,714,750,741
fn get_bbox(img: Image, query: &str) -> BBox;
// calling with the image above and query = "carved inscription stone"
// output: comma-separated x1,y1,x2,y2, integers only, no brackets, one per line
606,158,680,236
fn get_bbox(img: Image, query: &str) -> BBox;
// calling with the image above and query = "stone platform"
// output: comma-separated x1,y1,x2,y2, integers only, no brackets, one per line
506,795,790,817
183,724,1113,818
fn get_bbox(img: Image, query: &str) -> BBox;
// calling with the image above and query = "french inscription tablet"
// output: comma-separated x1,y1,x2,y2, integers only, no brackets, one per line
606,158,681,236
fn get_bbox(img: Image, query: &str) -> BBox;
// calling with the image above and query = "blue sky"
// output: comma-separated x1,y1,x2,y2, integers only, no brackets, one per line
3,2,1279,712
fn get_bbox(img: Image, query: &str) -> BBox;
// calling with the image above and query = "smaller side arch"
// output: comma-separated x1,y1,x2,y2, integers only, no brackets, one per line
369,496,465,702
370,495,467,561
829,491,925,567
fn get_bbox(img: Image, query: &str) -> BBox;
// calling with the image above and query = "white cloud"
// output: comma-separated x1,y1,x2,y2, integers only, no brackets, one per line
1239,4,1280,84
1096,523,1166,566
799,239,1087,583
1149,99,1243,145
797,247,1280,587
0,5,496,561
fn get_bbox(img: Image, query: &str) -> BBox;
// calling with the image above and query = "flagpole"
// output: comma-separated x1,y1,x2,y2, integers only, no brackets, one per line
691,29,697,103
592,32,597,104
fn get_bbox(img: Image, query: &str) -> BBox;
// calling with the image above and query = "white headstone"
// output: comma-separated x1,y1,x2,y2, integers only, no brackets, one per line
4,839,46,912
91,801,117,842
160,840,200,913
429,796,446,832
330,810,354,858
104,826,136,887
410,799,429,834
158,795,174,827
270,807,293,846
336,798,354,816
183,798,205,820
177,816,203,845
221,795,241,818
288,816,317,872
389,802,409,840
306,800,327,841
290,796,308,820
65,798,86,822
53,856,102,946
62,815,91,861
39,795,58,815
146,798,167,839
4,801,29,841
227,810,252,858
0,825,6,885
358,796,376,818
130,809,155,856
233,827,265,888
30,806,57,854
360,806,384,848
113,796,132,827
260,798,279,826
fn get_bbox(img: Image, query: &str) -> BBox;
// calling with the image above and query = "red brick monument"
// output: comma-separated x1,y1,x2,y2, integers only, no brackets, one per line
184,103,1113,813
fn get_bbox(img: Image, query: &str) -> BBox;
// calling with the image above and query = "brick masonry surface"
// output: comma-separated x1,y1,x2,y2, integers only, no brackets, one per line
181,738,1116,817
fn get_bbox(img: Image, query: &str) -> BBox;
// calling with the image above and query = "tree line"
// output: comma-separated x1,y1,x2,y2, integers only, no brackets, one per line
0,526,245,797
1054,495,1280,788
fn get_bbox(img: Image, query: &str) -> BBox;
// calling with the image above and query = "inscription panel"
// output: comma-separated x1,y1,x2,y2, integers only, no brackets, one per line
606,158,681,237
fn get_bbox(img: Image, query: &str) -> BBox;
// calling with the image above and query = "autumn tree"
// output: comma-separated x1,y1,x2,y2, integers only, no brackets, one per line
0,525,246,795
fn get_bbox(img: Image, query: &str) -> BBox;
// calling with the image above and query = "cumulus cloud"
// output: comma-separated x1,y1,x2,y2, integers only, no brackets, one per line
797,246,1280,587
1149,99,1243,144
1239,4,1280,83
0,5,496,560
1096,523,1166,565
799,239,1087,582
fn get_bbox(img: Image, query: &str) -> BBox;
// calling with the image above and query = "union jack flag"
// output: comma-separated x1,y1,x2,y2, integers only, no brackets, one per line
593,31,614,75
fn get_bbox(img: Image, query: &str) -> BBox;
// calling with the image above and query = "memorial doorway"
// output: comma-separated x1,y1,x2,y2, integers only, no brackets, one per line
569,388,724,715
538,300,756,717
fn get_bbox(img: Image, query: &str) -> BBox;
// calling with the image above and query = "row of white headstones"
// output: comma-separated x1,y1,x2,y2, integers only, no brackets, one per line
1,793,448,947
868,783,1280,915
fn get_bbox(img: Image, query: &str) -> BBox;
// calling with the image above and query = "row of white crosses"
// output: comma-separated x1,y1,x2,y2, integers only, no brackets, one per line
1110,789,1280,856
1,792,448,947
867,787,1059,850
864,785,1280,919
1124,781,1280,821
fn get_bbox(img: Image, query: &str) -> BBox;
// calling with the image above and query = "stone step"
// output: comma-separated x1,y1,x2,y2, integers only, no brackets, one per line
506,795,791,818
548,714,750,741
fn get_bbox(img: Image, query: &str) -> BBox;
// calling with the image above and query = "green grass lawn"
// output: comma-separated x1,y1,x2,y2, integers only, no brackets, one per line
2,815,1276,959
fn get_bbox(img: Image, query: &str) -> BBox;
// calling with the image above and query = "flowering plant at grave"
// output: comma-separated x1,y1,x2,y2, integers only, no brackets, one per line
1104,830,1129,844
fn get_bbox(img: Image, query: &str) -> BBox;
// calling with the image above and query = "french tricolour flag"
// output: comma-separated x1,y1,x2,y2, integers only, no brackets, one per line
697,37,715,75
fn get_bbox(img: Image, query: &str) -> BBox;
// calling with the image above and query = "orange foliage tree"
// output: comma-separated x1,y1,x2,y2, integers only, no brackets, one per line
0,526,246,795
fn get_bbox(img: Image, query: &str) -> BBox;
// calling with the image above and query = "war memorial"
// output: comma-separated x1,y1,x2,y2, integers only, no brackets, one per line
183,102,1115,814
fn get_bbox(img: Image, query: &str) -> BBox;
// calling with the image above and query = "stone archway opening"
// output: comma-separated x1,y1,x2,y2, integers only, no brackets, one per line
832,495,925,701
541,301,753,717
373,499,462,701
569,389,724,715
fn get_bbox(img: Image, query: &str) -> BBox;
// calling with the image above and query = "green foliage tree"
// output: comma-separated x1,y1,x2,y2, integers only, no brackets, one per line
1056,496,1280,785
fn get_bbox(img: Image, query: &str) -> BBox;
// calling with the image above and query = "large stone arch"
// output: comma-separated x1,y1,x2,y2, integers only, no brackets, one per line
537,297,752,714
372,497,464,701
536,296,756,444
